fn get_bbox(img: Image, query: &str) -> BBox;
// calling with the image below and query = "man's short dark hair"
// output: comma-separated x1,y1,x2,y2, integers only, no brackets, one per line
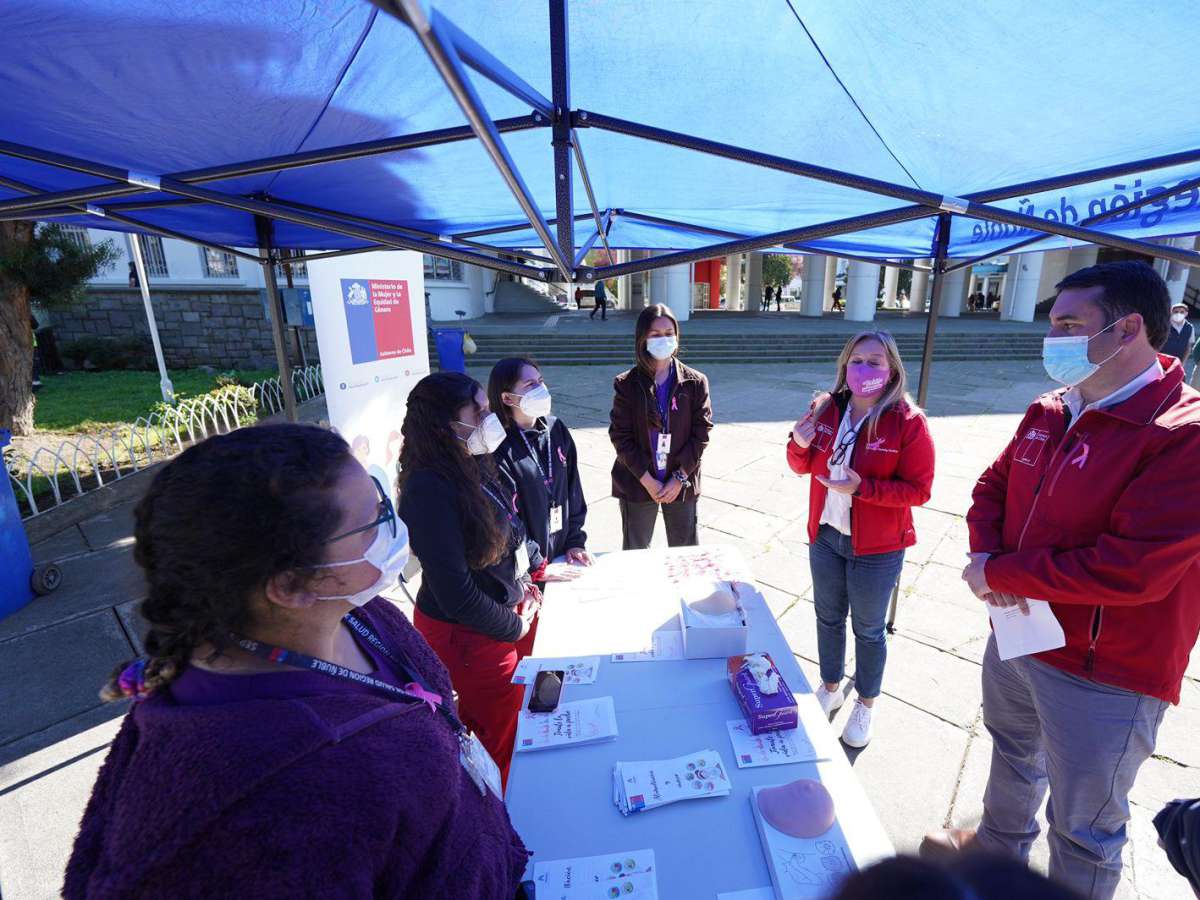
1054,260,1170,349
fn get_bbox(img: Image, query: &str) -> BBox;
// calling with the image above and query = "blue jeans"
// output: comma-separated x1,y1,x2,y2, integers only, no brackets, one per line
808,524,904,699
977,635,1167,900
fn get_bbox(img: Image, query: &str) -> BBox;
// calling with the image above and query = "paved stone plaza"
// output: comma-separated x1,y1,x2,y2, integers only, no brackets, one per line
2,356,1197,899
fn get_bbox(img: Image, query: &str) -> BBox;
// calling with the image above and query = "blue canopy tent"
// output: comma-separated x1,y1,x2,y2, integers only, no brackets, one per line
4,0,1200,415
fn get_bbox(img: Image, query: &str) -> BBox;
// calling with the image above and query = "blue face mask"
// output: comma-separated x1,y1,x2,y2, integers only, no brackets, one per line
1042,316,1126,387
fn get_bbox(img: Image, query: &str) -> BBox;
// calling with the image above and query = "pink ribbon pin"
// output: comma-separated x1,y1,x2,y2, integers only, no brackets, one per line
1070,443,1090,469
404,682,443,714
557,446,567,465
671,397,678,412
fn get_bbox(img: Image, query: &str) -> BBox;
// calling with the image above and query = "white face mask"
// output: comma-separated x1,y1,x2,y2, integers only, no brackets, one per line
1172,312,1187,325
646,335,678,361
457,412,506,455
517,383,552,419
314,520,411,607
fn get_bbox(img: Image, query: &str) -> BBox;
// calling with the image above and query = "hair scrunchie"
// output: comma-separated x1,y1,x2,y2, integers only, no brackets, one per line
116,658,151,702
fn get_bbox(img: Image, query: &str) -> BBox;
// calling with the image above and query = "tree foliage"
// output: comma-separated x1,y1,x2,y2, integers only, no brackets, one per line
0,224,119,309
762,253,793,288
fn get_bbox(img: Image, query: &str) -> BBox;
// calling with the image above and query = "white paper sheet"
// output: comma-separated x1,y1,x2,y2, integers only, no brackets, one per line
532,848,658,899
717,890,775,900
987,598,1066,661
612,749,732,815
515,697,619,752
611,630,685,663
726,721,819,769
511,656,601,685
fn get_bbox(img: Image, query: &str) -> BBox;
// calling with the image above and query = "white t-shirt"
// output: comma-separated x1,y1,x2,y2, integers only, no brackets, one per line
818,408,866,536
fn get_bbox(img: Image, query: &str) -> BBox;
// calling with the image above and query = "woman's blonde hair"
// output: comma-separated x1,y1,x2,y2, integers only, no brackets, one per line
816,330,914,441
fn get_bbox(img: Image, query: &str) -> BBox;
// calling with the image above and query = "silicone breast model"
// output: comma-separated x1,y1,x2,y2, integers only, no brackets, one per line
757,779,836,838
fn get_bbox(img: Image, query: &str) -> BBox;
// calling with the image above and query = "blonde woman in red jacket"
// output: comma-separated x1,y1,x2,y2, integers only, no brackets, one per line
787,331,935,748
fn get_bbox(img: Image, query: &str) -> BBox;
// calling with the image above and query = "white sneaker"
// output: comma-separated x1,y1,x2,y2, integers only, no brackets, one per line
841,699,874,748
814,683,845,717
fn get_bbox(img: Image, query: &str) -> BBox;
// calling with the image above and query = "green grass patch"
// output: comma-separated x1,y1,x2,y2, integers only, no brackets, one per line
33,369,275,433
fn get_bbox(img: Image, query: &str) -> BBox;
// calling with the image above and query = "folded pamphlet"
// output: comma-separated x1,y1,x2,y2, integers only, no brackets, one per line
612,749,732,815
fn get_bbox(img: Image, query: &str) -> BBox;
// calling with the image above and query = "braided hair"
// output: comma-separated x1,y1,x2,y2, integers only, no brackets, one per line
101,424,353,701
396,372,509,569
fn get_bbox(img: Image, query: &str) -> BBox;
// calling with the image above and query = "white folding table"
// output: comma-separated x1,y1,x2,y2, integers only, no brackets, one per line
505,547,893,899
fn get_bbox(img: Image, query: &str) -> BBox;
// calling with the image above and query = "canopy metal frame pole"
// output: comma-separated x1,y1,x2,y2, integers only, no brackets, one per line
575,111,1200,270
944,171,1200,274
572,209,613,268
372,1,571,279
255,215,298,423
0,139,559,279
917,214,953,409
549,0,575,273
261,193,557,264
0,117,544,217
887,213,952,635
618,209,932,272
128,232,175,405
588,206,936,280
571,131,615,264
453,212,594,241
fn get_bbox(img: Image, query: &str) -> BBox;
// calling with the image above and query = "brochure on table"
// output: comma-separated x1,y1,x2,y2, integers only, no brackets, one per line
512,656,602,685
613,749,732,815
533,848,658,899
515,697,618,752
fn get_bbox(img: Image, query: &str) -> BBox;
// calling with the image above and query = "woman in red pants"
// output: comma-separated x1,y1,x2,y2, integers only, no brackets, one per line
398,372,541,786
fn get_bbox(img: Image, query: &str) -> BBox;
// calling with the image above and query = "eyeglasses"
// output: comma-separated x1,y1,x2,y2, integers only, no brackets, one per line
324,476,397,544
829,422,864,467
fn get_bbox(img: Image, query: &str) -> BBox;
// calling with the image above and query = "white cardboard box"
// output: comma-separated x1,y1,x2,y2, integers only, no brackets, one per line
679,598,750,659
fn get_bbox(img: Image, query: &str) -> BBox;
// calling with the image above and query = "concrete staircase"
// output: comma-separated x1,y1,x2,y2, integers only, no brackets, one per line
464,332,1044,368
492,280,567,314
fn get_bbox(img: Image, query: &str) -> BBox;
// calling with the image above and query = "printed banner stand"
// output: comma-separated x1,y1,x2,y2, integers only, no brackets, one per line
307,251,428,505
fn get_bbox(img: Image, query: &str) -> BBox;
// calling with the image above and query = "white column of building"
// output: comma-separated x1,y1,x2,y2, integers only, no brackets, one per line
881,265,899,308
1162,236,1197,304
1002,251,1047,322
617,250,632,310
909,260,930,313
937,264,969,317
845,261,880,322
649,264,691,322
1065,244,1099,274
823,257,838,311
725,254,741,309
801,254,826,317
746,252,764,311
1035,249,1071,304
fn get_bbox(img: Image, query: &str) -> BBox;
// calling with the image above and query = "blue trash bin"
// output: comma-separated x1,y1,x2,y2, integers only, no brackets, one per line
0,429,35,618
433,327,466,373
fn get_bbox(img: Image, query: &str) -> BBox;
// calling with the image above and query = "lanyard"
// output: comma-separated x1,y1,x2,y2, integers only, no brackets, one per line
232,615,466,737
480,481,517,525
518,426,554,489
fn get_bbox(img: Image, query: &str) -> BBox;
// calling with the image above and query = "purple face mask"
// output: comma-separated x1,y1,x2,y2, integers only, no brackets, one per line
846,363,888,398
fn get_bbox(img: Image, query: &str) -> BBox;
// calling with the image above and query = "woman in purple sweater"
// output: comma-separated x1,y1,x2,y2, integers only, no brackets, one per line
64,424,529,899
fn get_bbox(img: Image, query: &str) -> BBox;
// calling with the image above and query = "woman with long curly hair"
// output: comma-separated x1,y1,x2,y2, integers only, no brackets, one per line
65,424,529,898
398,372,541,784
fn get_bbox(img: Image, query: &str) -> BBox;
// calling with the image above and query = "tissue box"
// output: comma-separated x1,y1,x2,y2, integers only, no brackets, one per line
728,653,798,735
679,598,750,659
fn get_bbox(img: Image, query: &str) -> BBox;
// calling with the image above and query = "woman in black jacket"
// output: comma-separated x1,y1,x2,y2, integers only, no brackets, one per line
397,372,540,785
489,357,592,596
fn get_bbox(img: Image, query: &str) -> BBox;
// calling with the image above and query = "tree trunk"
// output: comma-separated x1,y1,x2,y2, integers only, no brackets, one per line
0,221,36,436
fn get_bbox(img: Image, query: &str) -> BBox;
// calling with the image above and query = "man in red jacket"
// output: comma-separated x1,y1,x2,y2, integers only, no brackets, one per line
921,262,1200,899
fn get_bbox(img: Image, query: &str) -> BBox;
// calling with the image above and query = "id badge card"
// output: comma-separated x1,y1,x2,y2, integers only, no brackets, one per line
515,540,531,576
460,732,503,798
549,504,564,535
656,432,671,472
